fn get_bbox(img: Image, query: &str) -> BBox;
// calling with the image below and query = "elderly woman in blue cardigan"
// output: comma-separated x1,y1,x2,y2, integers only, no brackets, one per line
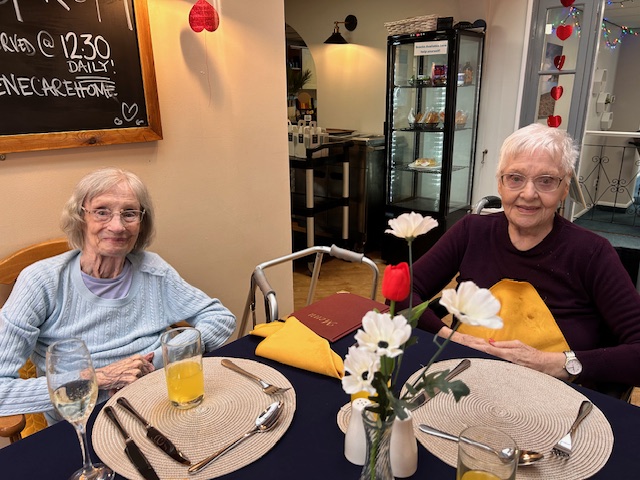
0,167,236,423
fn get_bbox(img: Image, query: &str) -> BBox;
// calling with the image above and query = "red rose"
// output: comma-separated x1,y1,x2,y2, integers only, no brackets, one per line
382,262,410,302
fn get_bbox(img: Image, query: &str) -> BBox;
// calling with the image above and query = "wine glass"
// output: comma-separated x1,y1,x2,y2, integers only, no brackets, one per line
46,338,114,480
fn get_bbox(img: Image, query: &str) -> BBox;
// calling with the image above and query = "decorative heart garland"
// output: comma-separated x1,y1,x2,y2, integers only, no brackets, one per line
550,86,563,101
556,24,573,41
189,0,220,33
553,54,565,70
547,115,562,128
561,0,575,7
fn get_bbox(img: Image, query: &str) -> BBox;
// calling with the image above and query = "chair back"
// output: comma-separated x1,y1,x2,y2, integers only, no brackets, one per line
239,245,379,337
0,238,70,443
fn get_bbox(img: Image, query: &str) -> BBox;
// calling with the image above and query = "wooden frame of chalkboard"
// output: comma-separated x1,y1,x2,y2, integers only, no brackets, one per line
0,0,162,154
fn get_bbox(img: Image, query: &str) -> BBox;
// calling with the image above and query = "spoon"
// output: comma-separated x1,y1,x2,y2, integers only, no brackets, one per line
188,401,283,474
418,424,544,466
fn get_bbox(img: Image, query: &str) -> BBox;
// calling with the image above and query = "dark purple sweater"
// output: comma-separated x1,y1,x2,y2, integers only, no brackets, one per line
398,212,640,391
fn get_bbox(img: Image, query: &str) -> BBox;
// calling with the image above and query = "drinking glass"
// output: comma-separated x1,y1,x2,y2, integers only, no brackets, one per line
456,426,517,480
161,327,204,409
46,338,114,480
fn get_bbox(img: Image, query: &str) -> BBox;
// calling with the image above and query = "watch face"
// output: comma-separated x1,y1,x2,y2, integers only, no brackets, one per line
566,358,582,375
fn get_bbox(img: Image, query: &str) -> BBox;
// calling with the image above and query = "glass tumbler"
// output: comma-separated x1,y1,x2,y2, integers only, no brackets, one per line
161,327,205,409
456,425,518,480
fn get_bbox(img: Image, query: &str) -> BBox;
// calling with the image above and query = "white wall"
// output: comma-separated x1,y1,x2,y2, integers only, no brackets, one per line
0,1,295,338
285,0,531,202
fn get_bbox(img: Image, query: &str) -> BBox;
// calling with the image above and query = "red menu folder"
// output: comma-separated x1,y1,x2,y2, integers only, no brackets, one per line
286,292,390,343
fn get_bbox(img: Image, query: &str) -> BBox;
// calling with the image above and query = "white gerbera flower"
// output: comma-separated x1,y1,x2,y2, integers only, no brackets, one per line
385,212,438,240
342,345,380,395
440,281,503,329
355,311,412,358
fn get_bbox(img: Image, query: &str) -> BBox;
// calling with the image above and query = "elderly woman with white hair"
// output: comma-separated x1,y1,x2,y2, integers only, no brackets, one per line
398,123,640,399
0,167,236,423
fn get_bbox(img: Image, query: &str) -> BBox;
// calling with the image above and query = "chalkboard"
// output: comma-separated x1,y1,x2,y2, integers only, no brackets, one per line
0,0,162,154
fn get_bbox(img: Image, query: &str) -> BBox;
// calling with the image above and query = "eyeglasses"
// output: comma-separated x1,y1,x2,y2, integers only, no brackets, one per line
500,173,565,192
81,207,145,224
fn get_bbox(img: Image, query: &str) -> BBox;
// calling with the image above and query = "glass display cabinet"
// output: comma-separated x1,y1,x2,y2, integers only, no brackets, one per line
381,28,485,264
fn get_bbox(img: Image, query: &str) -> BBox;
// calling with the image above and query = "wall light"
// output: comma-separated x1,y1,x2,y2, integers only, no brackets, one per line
324,15,358,44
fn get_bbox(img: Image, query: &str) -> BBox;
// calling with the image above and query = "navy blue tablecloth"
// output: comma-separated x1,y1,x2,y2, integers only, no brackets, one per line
2,329,639,479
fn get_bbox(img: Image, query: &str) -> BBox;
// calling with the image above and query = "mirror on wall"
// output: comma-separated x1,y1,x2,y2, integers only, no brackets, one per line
573,1,640,228
286,24,317,123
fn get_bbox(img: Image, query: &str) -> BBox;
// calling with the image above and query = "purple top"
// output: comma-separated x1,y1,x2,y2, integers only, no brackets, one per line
398,212,640,391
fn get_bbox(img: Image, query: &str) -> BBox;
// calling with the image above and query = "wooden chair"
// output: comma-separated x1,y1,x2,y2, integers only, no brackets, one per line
0,238,70,443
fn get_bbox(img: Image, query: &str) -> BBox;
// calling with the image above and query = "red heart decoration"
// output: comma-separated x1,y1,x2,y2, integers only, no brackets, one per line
189,0,220,33
561,0,575,6
554,55,566,70
556,24,573,41
550,86,563,101
547,115,562,128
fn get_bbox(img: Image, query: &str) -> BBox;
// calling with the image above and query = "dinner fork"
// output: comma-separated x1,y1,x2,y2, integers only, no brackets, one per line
221,359,291,395
551,400,593,458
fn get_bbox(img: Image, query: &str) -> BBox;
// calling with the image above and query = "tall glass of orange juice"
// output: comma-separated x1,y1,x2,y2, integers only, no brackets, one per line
161,327,204,409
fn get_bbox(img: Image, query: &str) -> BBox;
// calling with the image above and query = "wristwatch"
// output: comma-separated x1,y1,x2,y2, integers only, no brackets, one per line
563,351,582,380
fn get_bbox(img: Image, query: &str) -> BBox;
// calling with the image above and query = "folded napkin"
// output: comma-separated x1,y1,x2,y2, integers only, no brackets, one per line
457,279,570,352
250,317,344,379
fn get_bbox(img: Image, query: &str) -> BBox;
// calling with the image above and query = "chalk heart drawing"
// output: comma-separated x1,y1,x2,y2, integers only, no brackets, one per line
122,102,139,122
114,117,123,126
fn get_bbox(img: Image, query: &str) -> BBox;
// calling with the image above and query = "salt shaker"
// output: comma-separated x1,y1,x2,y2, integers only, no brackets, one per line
390,408,418,477
344,397,372,465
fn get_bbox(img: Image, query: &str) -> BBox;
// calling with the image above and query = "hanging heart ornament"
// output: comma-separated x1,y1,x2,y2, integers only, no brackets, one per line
553,55,566,70
547,115,562,128
550,86,563,101
189,0,220,33
561,0,575,7
556,24,573,41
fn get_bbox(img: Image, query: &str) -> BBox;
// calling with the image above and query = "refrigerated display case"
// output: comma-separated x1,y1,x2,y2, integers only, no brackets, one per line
381,28,484,264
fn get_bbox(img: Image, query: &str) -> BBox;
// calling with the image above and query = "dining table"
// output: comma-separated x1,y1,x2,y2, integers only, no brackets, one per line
2,327,640,479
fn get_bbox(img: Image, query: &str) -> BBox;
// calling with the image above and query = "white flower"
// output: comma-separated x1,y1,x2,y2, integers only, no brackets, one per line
342,345,380,395
355,311,412,358
385,212,438,240
440,281,503,329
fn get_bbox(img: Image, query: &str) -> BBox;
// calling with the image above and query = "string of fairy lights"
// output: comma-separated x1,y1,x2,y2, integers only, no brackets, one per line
552,3,639,49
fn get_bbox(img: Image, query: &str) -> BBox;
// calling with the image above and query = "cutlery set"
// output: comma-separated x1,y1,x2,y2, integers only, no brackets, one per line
103,359,288,478
103,358,593,477
408,359,595,467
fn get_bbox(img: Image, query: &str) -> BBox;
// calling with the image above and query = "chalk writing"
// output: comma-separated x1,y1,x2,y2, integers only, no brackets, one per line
0,0,134,30
0,73,117,98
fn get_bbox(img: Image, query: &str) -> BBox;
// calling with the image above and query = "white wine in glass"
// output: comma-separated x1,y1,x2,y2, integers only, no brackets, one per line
46,338,114,480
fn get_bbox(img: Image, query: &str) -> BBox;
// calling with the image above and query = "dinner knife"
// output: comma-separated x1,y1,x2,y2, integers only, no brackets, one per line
103,406,160,480
117,397,191,465
408,358,471,410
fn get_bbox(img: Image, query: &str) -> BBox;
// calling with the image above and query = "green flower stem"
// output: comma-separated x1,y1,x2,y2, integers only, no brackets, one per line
391,239,413,391
404,323,460,399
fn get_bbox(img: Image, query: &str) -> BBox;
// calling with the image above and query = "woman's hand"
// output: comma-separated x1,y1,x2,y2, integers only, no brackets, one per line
437,327,570,380
95,352,155,395
485,340,568,379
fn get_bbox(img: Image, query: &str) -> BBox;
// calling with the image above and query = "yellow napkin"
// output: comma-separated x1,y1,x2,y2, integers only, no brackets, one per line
250,317,344,379
457,279,570,352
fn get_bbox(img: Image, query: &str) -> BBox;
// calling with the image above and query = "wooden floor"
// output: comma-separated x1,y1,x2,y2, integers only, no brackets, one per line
292,251,640,407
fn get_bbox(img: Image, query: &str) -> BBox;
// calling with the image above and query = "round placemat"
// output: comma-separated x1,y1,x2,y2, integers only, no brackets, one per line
93,357,296,480
337,358,613,480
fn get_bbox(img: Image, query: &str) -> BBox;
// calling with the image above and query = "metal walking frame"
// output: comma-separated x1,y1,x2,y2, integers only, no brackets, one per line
238,244,380,336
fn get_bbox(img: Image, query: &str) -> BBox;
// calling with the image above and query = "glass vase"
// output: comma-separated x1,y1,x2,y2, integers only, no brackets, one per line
359,410,394,480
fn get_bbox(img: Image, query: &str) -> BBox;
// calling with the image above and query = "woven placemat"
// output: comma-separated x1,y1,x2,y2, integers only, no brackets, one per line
93,357,296,480
337,358,613,480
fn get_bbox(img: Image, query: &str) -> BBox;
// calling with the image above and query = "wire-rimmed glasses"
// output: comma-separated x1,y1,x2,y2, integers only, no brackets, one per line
81,207,145,224
499,173,565,192
46,339,114,480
